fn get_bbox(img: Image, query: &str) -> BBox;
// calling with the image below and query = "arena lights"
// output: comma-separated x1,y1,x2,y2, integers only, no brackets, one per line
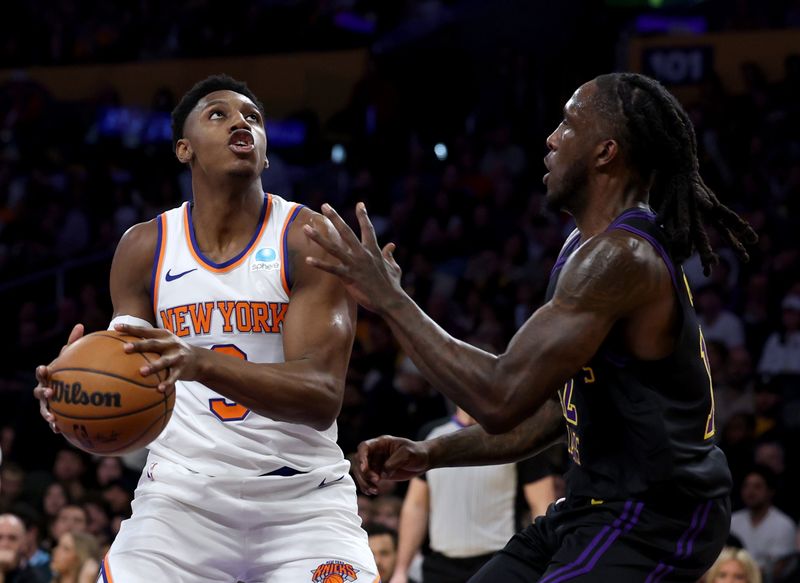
434,143,448,161
331,144,347,164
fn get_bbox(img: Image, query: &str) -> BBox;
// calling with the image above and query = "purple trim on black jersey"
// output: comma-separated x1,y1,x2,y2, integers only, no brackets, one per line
281,204,304,290
187,194,268,269
608,207,657,230
612,224,679,292
551,232,582,277
539,500,644,583
149,214,163,306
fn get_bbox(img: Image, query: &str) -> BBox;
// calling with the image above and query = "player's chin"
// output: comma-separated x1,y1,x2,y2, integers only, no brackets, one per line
224,159,261,179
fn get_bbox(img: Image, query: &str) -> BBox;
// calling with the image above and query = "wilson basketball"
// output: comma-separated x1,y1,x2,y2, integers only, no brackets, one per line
48,331,175,456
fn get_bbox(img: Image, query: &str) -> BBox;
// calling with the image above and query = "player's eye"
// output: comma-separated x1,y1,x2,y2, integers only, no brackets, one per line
209,110,224,119
246,113,260,122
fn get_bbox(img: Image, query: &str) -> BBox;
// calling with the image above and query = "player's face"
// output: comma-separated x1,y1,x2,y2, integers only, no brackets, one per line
543,82,598,213
179,90,267,180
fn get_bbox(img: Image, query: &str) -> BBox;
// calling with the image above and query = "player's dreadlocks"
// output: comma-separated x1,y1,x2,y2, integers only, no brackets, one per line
593,73,757,274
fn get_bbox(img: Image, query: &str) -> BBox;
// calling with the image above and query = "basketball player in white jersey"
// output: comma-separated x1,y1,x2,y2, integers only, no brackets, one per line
33,74,379,583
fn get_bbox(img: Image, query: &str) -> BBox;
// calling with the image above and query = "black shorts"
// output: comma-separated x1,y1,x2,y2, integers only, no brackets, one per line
469,495,730,583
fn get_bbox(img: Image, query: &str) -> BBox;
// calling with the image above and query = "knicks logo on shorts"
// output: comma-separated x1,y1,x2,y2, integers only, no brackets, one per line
310,560,359,582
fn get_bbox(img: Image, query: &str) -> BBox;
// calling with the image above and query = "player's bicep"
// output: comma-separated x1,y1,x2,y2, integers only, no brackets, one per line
499,234,655,398
281,212,356,376
109,220,159,325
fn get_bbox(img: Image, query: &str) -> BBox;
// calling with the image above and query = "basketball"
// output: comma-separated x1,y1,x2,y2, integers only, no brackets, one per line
48,331,175,456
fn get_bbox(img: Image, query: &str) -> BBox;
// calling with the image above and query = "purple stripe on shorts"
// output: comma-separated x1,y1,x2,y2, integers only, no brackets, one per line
675,502,704,558
644,500,714,582
612,224,679,291
682,500,713,559
540,501,644,583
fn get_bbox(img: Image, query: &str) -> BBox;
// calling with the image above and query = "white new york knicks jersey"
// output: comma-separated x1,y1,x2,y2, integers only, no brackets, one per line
148,193,344,476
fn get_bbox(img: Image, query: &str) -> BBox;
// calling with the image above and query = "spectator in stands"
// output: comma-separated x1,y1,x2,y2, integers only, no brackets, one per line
40,484,69,528
715,346,756,431
696,284,746,349
0,513,47,582
730,466,797,576
49,531,99,583
758,293,800,375
371,495,403,531
365,522,398,583
47,506,87,551
703,546,762,583
50,451,86,502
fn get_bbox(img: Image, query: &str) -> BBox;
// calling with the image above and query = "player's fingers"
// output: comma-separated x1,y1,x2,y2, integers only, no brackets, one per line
382,242,400,270
66,323,84,345
138,352,179,380
305,256,350,278
124,338,168,355
303,224,349,261
35,365,50,385
355,202,380,252
320,203,362,249
115,323,161,338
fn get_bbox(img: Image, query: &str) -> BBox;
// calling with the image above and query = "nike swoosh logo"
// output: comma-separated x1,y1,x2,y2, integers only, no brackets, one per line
165,268,198,282
318,475,346,489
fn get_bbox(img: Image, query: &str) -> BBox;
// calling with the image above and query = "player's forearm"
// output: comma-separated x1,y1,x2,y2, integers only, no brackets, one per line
195,350,342,430
424,399,565,468
379,291,513,431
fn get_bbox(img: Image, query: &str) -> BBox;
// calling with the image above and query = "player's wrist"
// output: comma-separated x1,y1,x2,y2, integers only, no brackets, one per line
375,284,412,317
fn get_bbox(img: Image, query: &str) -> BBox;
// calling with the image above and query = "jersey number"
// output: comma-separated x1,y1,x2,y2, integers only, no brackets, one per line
208,345,251,422
699,329,715,439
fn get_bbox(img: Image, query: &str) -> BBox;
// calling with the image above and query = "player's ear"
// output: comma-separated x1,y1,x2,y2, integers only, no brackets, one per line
176,139,193,165
595,139,619,169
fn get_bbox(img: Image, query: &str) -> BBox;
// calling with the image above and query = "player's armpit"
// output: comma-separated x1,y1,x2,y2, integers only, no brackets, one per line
110,219,160,325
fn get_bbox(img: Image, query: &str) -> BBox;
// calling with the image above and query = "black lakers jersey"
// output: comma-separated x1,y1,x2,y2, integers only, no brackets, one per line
546,207,732,502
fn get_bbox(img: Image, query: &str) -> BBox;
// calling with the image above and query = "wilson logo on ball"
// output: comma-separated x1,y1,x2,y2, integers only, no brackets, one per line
51,381,122,408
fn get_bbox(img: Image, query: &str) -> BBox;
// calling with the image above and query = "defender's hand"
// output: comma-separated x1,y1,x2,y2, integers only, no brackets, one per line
303,203,403,314
115,323,199,393
33,323,85,433
354,435,431,495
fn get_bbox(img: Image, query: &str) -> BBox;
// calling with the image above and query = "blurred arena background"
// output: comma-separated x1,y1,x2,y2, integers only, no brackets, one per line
0,0,798,581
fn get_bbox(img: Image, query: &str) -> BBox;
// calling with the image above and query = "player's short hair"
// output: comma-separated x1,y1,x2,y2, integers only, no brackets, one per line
171,74,265,148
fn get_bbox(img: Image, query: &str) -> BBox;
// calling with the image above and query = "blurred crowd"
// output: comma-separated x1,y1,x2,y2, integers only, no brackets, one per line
0,1,799,582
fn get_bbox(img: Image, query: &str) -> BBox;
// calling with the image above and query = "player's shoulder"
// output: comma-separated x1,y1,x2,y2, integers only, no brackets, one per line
114,218,160,264
570,228,665,277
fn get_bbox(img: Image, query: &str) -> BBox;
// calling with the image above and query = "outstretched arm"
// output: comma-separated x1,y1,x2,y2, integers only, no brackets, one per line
354,398,564,495
306,203,662,433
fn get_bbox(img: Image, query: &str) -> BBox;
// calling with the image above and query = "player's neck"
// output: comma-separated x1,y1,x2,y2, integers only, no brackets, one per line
189,179,265,254
574,176,648,241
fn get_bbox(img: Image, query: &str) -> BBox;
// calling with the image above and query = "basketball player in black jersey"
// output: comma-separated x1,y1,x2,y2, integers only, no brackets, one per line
304,72,758,582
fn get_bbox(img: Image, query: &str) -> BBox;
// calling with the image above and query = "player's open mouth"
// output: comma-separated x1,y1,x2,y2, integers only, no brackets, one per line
228,130,255,154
